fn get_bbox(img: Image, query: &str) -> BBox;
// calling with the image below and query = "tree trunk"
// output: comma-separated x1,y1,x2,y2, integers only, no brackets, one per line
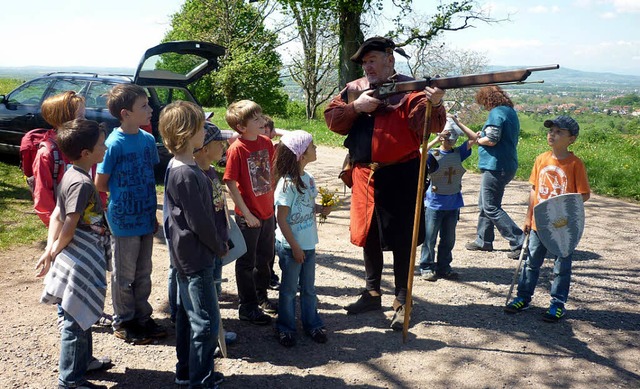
338,1,364,88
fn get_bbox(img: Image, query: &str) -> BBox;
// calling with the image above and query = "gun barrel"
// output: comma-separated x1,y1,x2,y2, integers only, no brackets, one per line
348,65,560,102
528,64,560,72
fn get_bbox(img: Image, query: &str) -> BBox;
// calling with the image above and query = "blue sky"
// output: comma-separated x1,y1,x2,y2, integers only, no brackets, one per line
1,0,639,76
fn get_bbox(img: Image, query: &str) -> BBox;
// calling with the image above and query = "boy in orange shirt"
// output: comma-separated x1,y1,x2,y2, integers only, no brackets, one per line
505,116,590,322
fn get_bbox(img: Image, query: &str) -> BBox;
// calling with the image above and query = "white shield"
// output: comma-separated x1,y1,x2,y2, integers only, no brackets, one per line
534,193,585,258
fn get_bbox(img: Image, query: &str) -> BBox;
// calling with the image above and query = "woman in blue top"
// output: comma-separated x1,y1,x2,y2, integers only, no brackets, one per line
450,86,525,258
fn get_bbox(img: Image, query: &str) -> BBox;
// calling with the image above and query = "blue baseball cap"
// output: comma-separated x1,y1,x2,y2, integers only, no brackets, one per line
544,115,579,136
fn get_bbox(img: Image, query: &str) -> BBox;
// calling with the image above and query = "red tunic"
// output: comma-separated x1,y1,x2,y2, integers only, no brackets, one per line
324,76,446,247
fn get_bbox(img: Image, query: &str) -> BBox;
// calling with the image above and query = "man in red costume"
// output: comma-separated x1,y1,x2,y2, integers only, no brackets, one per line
324,37,446,330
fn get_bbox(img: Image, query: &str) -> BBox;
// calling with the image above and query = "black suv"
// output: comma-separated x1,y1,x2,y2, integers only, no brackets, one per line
0,41,225,177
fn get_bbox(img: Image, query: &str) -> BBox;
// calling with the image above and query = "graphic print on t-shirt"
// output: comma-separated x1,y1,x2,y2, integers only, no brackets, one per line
246,149,272,197
289,176,316,232
111,147,156,231
537,165,568,202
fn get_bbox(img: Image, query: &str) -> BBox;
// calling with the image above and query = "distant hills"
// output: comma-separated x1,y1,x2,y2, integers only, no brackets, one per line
0,66,136,81
2,64,640,91
486,65,640,89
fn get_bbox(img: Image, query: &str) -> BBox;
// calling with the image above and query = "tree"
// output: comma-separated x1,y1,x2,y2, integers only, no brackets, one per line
164,0,289,115
335,0,503,87
405,35,488,107
280,0,339,119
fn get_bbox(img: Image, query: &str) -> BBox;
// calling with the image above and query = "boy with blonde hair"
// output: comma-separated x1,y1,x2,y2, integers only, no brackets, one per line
223,100,276,324
95,84,165,344
161,101,227,387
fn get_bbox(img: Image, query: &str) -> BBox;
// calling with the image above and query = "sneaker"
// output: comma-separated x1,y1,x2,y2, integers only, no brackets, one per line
239,308,272,325
58,381,107,389
175,372,224,386
390,305,407,331
86,356,113,372
542,305,565,322
269,274,281,290
465,241,493,252
114,321,152,345
174,377,189,386
224,331,238,345
95,313,113,327
438,270,459,280
258,299,278,314
277,330,296,347
344,290,382,314
308,328,328,344
504,297,530,314
506,246,523,259
420,270,438,282
141,318,168,338
213,372,225,385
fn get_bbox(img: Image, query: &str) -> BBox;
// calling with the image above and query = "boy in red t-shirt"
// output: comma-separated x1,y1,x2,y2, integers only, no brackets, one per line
223,100,276,325
505,115,590,322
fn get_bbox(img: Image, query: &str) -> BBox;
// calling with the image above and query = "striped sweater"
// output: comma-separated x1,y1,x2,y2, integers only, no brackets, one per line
40,229,111,331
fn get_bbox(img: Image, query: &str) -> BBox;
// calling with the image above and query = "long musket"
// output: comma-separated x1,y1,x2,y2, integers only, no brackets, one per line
400,64,559,343
348,64,558,104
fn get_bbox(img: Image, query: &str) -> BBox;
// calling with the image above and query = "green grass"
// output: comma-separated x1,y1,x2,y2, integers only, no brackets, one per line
0,78,23,95
1,108,639,251
0,159,47,250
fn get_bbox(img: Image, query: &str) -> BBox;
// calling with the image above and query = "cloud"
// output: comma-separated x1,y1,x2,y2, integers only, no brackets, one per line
527,6,548,13
601,11,617,18
611,0,640,13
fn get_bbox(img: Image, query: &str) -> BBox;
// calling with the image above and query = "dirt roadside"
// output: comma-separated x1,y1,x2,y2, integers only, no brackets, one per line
0,145,638,388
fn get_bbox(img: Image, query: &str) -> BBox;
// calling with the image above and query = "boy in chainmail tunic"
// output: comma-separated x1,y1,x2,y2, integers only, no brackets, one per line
419,119,477,281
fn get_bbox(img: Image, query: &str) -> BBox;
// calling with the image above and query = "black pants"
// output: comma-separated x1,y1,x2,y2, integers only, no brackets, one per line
235,215,275,312
363,210,411,305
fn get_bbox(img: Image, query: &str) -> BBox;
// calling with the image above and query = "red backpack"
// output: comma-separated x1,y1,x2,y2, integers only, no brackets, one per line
19,129,64,196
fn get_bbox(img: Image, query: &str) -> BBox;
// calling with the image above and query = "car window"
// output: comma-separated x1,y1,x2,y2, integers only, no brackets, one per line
85,82,119,109
140,52,209,82
45,79,88,100
153,87,192,105
6,79,52,106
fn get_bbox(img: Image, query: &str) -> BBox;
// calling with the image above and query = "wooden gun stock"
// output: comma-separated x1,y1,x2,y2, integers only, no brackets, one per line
346,64,559,103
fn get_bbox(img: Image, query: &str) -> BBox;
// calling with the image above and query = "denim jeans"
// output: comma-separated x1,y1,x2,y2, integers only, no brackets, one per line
170,257,222,323
475,170,524,250
419,208,459,274
175,266,219,388
517,230,572,307
111,234,154,328
275,241,323,334
235,215,275,313
168,265,178,322
59,309,92,387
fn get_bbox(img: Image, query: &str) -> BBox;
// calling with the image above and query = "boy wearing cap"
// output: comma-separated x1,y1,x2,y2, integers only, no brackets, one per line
324,36,446,330
194,122,233,297
419,119,477,282
223,100,277,325
505,115,590,322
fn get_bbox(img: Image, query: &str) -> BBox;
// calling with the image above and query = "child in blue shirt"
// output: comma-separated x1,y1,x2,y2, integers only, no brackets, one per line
419,119,476,281
95,84,165,344
272,130,332,347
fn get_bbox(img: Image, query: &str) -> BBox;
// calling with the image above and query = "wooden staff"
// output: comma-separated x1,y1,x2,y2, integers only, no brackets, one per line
402,99,433,343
